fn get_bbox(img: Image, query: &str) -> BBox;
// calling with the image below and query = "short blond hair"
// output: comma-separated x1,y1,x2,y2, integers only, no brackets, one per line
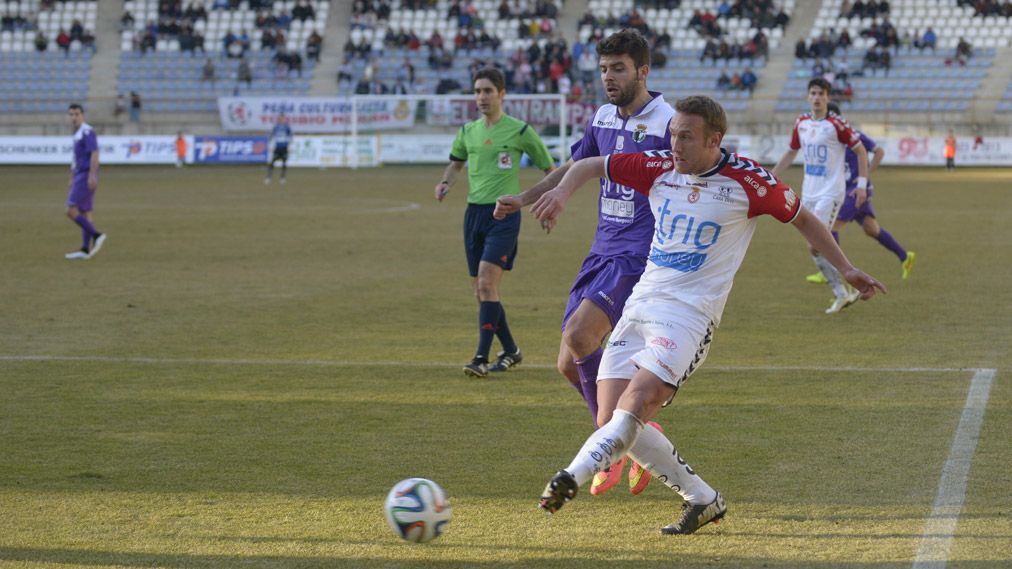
674,96,727,137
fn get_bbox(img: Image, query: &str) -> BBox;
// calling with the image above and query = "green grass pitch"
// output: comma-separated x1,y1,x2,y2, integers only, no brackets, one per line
1,163,1010,568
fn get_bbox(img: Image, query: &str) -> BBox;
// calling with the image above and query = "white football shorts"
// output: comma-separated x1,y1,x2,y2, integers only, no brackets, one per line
598,299,716,404
802,194,843,228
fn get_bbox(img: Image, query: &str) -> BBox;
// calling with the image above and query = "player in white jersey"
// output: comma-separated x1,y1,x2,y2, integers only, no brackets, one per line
772,78,870,314
533,96,886,535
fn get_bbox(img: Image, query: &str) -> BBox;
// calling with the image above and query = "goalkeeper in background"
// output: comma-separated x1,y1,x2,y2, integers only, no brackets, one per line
265,112,292,185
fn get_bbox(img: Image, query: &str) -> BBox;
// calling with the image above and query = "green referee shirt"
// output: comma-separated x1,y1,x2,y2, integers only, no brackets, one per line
450,113,554,205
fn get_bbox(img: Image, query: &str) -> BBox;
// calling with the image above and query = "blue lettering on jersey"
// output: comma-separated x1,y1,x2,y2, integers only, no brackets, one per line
649,247,708,272
651,203,722,272
804,143,828,176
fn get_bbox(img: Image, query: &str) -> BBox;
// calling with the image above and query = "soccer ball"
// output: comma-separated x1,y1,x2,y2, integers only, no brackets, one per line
384,478,452,543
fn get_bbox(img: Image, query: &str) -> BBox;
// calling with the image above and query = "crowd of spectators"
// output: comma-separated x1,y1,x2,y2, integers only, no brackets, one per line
838,0,891,19
3,9,97,54
716,67,757,91
960,0,1012,18
700,30,769,61
124,0,320,72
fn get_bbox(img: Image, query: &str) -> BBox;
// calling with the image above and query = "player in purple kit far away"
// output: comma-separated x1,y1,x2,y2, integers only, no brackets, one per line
64,103,107,260
806,101,916,284
495,29,671,497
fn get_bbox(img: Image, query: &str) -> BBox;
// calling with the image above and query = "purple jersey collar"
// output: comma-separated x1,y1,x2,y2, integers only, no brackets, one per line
617,90,665,120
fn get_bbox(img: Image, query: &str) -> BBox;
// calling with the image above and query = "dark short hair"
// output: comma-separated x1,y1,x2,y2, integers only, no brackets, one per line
596,29,650,69
68,103,84,112
827,101,842,115
473,68,506,92
675,95,727,137
807,78,832,93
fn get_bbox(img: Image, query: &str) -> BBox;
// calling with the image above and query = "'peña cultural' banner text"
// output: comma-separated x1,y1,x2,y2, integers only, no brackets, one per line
218,97,417,133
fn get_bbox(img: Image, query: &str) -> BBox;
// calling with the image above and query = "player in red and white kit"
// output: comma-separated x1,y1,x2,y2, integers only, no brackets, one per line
533,96,886,535
773,78,870,314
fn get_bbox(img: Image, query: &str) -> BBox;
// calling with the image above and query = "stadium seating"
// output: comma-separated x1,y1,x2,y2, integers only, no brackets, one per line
337,0,564,96
997,79,1012,113
779,0,1000,114
117,1,327,112
579,0,792,113
776,47,993,113
0,0,95,113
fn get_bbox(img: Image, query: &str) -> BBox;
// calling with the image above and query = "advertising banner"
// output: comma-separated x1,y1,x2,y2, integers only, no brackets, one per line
192,135,269,163
287,135,380,167
0,136,182,165
883,136,1012,166
218,97,417,133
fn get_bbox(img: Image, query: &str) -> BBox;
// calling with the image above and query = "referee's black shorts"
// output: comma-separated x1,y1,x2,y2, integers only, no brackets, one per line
463,203,520,277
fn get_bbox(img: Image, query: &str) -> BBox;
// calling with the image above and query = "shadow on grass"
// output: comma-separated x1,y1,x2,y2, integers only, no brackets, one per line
1,546,1009,569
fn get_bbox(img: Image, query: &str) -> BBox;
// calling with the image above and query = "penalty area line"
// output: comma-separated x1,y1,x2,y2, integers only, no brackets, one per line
912,367,997,569
0,354,981,373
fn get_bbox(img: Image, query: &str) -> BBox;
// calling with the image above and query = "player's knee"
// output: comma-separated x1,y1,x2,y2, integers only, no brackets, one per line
561,325,598,358
65,208,77,219
475,279,497,301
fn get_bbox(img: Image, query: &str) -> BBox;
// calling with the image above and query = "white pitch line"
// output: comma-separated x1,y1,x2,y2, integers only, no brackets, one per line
0,354,978,373
912,368,997,569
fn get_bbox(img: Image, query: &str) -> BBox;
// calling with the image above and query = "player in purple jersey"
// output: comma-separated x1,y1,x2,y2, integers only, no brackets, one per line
64,103,106,260
494,30,672,496
806,102,916,283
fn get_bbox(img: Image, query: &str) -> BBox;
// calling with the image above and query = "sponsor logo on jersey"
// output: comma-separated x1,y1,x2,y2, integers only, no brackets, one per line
609,340,627,347
498,151,512,169
615,136,624,151
596,291,615,306
688,188,700,203
662,160,672,169
713,186,735,203
651,337,677,350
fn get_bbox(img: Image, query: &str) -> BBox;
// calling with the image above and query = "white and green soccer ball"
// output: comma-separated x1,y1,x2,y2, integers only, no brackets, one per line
384,478,452,544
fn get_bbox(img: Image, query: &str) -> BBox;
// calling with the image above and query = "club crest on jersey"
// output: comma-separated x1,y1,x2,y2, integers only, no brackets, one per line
632,124,648,143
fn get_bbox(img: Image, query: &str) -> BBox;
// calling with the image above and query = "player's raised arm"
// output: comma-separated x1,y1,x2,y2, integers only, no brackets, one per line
791,206,887,299
530,156,606,232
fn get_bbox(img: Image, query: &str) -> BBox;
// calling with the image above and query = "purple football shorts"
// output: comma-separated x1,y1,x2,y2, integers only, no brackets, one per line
66,172,95,212
837,186,875,224
562,252,646,331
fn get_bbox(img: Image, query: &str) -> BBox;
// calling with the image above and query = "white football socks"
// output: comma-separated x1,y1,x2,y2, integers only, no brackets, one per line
626,422,717,505
813,254,848,298
564,409,643,486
